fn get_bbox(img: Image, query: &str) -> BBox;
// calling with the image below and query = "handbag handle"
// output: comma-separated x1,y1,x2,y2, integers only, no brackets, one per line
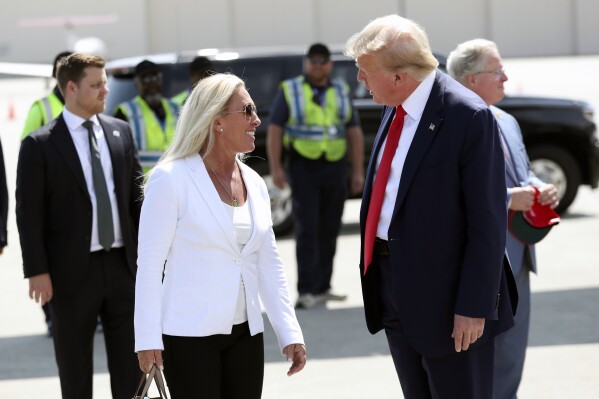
133,364,169,398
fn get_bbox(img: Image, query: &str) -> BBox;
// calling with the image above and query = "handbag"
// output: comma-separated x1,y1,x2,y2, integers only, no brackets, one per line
132,364,170,399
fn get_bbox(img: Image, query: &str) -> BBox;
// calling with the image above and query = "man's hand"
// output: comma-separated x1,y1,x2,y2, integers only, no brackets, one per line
350,172,365,195
137,349,163,373
509,186,536,211
29,273,53,305
451,314,485,352
282,343,307,376
271,166,288,190
537,184,559,209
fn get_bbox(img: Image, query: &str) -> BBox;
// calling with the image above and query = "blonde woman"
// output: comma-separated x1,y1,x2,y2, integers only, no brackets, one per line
134,73,306,398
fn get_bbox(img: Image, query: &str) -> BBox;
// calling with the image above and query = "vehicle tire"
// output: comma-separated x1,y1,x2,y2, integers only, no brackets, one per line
528,145,581,213
262,175,294,236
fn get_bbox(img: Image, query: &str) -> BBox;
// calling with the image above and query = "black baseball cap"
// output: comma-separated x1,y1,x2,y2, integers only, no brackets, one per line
189,56,214,74
306,43,331,59
135,60,160,76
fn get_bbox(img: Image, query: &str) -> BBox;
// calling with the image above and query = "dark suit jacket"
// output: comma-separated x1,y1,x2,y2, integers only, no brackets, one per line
360,71,518,357
16,113,143,295
0,138,7,247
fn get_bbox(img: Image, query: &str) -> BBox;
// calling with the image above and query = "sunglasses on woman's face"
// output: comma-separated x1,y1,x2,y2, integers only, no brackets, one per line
226,103,257,119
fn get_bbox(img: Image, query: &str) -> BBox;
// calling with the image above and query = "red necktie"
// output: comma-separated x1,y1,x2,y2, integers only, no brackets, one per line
363,106,406,275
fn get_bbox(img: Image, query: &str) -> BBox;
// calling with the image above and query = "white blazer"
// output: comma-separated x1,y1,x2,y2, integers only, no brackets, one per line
134,154,304,353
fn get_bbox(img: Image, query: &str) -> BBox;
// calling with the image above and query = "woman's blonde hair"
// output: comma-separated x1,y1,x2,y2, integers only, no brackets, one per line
154,73,245,170
345,14,438,81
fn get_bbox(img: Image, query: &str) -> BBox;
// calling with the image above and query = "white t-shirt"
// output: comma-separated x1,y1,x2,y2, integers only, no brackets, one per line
223,200,253,324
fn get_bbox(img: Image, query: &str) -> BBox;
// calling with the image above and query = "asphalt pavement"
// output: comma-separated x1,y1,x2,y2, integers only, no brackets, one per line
0,56,598,398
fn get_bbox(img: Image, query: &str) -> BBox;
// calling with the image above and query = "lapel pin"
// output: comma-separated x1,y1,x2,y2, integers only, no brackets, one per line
429,123,435,131
113,130,120,137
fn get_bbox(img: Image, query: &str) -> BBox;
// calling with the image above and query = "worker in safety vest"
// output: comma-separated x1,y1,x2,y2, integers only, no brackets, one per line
267,43,364,309
114,60,178,170
171,56,215,107
22,51,73,139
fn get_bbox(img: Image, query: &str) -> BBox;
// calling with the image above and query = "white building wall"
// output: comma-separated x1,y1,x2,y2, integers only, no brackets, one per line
0,0,598,64
404,0,490,55
491,0,575,57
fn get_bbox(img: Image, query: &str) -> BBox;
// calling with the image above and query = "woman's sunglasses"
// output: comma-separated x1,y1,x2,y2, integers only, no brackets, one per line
226,103,257,119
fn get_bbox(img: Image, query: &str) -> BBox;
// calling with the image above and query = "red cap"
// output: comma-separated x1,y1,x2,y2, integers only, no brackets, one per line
508,187,560,244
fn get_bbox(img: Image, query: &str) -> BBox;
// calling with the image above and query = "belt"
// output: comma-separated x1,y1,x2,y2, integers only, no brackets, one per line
373,238,389,256
90,247,125,256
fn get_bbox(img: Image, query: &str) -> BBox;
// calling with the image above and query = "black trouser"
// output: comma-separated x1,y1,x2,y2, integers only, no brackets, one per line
50,248,139,399
377,252,495,399
288,156,347,295
163,322,264,399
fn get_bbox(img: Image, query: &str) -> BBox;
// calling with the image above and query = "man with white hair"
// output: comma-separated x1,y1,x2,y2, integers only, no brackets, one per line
345,15,518,398
447,39,559,399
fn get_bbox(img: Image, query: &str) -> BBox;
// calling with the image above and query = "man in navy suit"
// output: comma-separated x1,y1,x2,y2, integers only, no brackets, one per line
345,15,518,398
448,39,559,399
16,53,143,399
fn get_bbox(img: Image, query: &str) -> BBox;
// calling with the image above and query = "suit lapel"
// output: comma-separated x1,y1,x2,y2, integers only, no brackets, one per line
99,115,124,195
48,115,89,197
185,155,240,253
499,128,521,185
360,107,395,226
392,72,444,216
238,163,263,256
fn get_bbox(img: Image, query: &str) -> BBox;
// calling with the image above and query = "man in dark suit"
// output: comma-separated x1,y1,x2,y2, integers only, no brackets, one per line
345,15,518,398
16,53,143,399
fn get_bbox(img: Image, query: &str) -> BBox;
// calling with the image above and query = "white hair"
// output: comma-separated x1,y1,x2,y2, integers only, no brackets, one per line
447,39,498,84
344,14,438,81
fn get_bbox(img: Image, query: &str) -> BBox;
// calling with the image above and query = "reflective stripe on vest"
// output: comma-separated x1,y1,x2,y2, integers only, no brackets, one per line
40,93,64,125
282,76,352,161
41,98,53,125
138,150,163,172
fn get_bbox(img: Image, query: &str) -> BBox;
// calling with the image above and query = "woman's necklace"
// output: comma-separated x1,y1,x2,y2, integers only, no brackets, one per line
206,161,238,207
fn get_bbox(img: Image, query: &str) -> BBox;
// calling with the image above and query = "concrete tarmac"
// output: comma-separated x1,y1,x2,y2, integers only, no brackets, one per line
0,56,598,398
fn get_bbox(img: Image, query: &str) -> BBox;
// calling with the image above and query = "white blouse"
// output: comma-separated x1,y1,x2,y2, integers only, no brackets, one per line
223,200,253,324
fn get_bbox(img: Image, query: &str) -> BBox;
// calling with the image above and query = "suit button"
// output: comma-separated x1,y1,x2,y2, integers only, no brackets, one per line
235,258,242,265
84,236,90,241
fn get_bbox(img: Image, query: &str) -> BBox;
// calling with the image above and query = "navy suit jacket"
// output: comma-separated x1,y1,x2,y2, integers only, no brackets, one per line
360,70,518,357
0,138,7,247
16,113,143,295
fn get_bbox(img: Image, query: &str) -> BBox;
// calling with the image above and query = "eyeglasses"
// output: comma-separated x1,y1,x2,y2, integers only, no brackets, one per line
475,68,506,77
308,57,330,65
226,103,257,119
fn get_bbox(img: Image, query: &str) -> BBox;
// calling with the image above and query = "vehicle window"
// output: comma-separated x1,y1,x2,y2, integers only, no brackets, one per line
332,60,369,100
215,58,297,113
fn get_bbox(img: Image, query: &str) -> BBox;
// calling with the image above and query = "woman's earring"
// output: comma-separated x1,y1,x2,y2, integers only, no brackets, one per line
220,128,224,133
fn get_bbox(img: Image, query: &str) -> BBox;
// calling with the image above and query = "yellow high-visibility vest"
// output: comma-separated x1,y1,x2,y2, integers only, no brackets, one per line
281,76,352,161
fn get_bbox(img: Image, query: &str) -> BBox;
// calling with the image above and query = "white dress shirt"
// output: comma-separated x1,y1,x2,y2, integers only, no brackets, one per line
375,71,436,240
62,107,123,251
